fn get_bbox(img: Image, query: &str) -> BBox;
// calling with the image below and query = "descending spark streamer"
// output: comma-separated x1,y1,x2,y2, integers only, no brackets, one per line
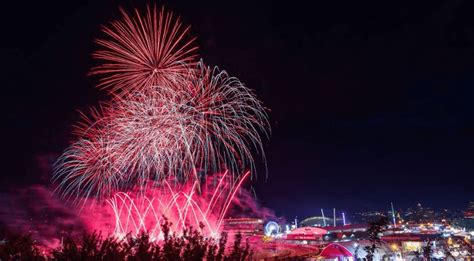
108,171,250,239
90,6,198,96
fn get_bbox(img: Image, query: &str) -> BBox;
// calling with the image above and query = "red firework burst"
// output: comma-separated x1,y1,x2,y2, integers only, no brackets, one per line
90,6,198,96
55,61,269,200
53,5,270,208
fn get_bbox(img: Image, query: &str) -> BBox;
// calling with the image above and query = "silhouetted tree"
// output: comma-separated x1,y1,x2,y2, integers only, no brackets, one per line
127,232,160,261
461,238,473,259
181,224,208,260
412,250,422,261
14,215,252,260
52,236,78,260
206,239,218,261
438,239,454,260
354,244,360,260
161,217,184,260
363,216,389,261
422,239,432,261
0,232,43,260
98,235,128,260
216,231,228,261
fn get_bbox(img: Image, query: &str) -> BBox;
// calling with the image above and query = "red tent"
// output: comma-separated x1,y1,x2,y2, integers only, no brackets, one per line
319,243,353,260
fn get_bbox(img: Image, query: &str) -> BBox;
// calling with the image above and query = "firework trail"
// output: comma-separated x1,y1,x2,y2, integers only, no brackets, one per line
90,6,198,96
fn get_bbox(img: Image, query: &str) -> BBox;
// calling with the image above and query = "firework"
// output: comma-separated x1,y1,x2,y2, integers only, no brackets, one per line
90,6,198,96
54,60,269,200
53,6,270,241
106,171,250,239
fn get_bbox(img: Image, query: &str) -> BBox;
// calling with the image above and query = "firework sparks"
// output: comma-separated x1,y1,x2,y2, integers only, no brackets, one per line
53,5,270,239
90,6,198,96
107,171,250,239
54,61,269,200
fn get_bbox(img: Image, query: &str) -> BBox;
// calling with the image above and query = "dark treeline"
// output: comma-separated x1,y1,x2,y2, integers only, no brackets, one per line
0,218,252,260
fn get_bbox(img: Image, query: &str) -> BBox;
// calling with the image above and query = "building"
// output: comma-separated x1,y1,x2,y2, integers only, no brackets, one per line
324,224,369,241
222,217,263,236
300,216,340,227
286,226,327,242
464,202,474,219
405,203,435,223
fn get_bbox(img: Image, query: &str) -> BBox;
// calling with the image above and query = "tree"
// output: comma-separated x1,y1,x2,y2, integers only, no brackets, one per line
363,216,389,261
127,232,160,260
161,217,184,260
50,216,252,260
52,236,78,260
422,239,433,261
439,240,453,261
354,244,360,260
226,233,251,261
412,250,422,261
0,231,43,260
460,238,473,260
181,224,208,260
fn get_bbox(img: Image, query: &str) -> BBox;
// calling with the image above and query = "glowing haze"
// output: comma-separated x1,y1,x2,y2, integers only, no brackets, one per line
52,5,270,238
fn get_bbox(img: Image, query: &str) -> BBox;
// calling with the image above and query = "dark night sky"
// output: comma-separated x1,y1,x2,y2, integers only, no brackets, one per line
1,0,473,219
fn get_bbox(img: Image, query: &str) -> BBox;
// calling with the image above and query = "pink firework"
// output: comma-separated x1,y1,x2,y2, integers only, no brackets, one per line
82,171,250,239
54,61,269,200
53,6,270,240
90,6,198,96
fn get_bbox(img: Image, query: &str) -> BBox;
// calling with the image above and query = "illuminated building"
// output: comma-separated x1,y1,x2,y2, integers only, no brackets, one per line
286,226,327,242
222,217,263,236
324,224,368,240
405,203,435,223
464,202,474,219
300,216,336,227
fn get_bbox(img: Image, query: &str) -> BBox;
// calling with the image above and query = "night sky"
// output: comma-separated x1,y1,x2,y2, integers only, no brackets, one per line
2,0,473,219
